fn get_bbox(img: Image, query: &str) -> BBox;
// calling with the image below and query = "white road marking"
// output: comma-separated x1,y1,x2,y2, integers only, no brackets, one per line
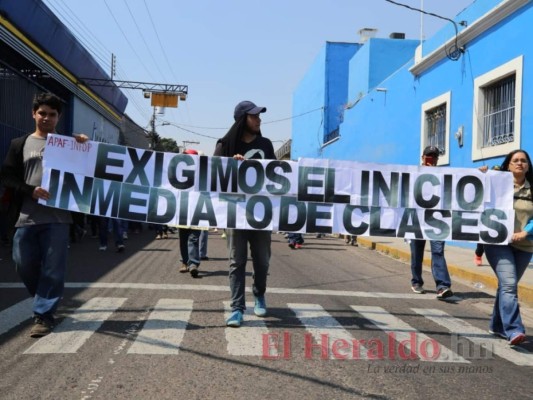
224,301,270,356
412,308,533,366
24,297,126,354
351,305,468,363
0,282,438,299
127,299,193,355
288,303,369,360
0,298,33,336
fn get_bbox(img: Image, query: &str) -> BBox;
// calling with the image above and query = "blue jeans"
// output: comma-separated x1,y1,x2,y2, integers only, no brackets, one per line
12,223,70,317
179,228,200,267
410,239,451,290
199,230,208,258
227,229,271,312
99,217,124,247
484,244,531,338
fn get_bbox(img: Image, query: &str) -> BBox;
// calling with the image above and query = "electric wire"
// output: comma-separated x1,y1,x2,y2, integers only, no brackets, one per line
122,0,169,81
102,0,156,80
383,0,466,61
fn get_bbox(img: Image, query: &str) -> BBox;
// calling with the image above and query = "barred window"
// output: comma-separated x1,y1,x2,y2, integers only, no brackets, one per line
482,74,515,147
425,104,446,156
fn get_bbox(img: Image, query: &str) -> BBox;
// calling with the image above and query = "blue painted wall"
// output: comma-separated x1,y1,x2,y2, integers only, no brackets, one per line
292,42,359,159
292,0,532,169
291,0,533,248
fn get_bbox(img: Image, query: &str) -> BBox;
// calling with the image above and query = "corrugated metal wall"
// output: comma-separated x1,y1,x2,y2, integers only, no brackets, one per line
0,62,66,164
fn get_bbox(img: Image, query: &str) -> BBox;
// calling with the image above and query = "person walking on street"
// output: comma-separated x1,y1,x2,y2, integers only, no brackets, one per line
474,243,484,266
178,149,203,278
409,146,453,300
214,100,275,327
287,232,304,249
482,150,533,346
0,93,89,337
199,230,209,260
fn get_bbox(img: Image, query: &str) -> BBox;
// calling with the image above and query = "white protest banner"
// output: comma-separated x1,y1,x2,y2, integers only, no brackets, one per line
41,135,514,243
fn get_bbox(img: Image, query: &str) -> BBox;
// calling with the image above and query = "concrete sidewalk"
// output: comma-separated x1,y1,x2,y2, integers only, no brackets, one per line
357,236,533,306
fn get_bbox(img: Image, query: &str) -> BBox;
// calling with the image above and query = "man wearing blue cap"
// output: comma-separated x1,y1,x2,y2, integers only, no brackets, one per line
214,100,276,327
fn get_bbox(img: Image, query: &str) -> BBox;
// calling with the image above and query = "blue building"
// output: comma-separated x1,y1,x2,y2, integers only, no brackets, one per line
291,0,531,170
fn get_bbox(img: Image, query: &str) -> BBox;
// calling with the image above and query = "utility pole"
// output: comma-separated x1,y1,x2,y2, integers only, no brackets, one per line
149,107,159,149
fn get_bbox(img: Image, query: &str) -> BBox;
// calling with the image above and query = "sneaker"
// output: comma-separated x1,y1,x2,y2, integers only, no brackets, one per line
200,256,209,260
226,310,243,327
488,329,507,339
155,233,162,240
294,243,302,249
411,284,426,294
436,287,454,300
288,242,295,249
254,296,267,317
30,316,54,338
179,264,189,273
474,255,482,266
116,244,125,253
221,232,227,239
189,264,199,278
509,332,526,346
163,232,168,239
99,245,107,251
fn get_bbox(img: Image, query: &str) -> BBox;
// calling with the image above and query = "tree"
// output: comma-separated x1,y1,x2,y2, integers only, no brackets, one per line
155,137,180,153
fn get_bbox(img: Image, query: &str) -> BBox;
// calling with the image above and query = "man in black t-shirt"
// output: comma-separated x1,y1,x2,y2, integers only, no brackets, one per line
214,100,275,327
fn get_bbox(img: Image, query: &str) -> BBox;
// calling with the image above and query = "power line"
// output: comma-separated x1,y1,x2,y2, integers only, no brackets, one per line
102,0,156,80
160,107,325,130
383,0,467,61
122,0,169,81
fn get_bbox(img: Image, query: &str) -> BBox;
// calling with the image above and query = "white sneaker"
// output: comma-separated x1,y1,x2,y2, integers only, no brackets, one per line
99,245,107,251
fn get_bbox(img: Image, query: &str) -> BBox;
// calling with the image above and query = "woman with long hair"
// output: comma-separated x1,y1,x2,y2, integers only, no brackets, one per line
484,149,533,346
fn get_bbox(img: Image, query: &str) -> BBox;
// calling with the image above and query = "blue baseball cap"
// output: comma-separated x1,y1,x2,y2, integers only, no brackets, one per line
234,100,266,120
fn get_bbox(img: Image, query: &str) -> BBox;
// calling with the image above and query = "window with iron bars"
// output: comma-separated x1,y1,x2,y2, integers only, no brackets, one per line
481,74,515,147
425,104,446,156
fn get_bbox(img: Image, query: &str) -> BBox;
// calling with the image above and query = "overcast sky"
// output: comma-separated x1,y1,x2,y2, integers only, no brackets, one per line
43,0,474,154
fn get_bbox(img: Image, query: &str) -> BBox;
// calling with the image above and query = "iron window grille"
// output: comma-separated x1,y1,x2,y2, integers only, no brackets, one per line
481,74,515,147
425,103,446,156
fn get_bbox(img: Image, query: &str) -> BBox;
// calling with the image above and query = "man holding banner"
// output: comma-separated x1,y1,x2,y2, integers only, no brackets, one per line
0,93,89,337
409,146,453,299
214,100,276,327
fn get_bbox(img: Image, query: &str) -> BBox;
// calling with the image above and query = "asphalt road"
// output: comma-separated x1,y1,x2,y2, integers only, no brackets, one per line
1,229,532,400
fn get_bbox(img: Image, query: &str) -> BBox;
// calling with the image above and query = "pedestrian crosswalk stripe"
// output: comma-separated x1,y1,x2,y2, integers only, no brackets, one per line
0,282,438,299
24,297,127,354
0,298,32,337
224,302,270,356
127,299,193,355
3,297,531,365
288,303,369,360
351,305,469,363
412,308,533,367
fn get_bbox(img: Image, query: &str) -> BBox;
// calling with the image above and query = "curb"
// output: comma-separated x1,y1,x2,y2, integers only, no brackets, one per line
357,237,533,307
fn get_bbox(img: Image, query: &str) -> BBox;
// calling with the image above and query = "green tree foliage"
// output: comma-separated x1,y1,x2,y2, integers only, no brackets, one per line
156,137,180,153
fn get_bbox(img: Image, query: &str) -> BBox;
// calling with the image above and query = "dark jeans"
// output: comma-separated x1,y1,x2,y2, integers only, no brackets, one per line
99,217,124,247
227,229,271,312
